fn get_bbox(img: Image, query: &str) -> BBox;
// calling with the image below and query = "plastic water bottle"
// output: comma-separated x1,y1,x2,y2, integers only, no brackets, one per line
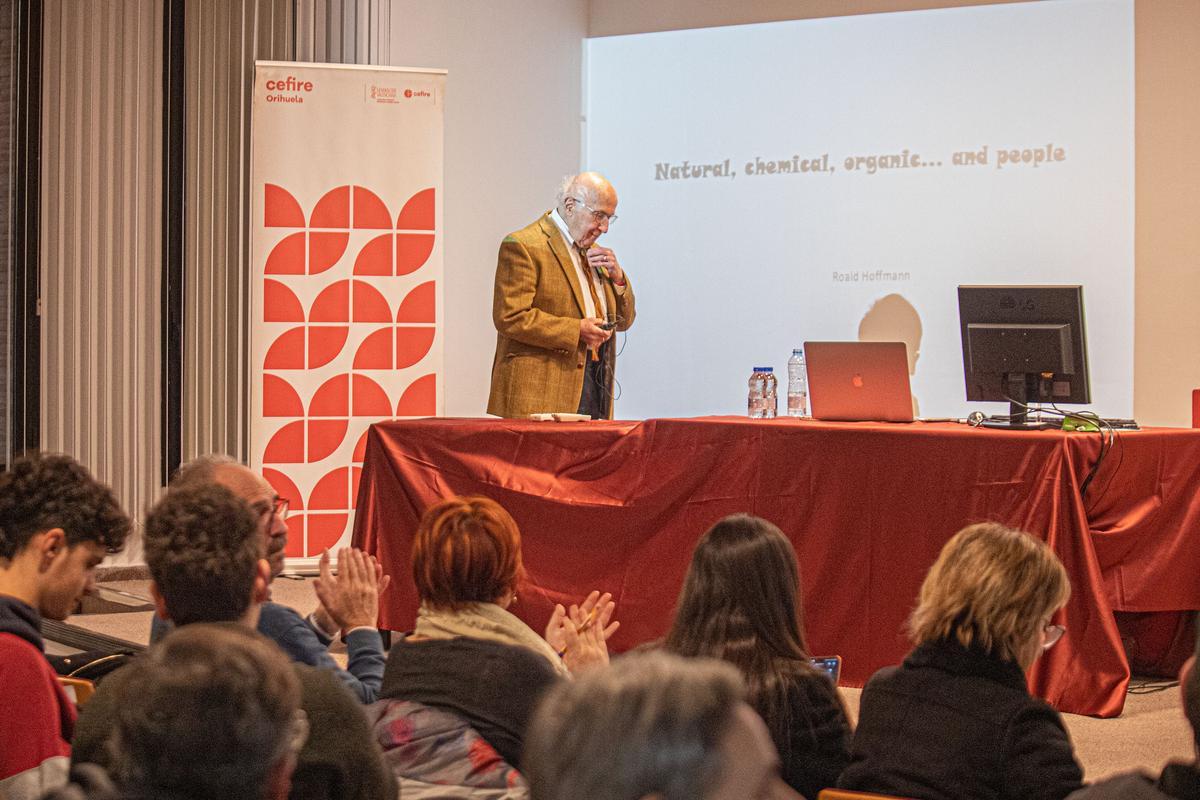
787,348,808,417
762,367,778,419
747,367,768,418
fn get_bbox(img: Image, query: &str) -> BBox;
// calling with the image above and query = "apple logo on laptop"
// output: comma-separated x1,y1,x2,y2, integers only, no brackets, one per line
852,374,864,388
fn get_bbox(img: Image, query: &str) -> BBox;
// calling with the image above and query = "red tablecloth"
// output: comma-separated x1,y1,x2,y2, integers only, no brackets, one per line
352,416,1200,717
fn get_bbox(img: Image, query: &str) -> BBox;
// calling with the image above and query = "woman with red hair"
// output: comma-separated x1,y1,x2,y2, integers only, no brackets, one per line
377,495,614,772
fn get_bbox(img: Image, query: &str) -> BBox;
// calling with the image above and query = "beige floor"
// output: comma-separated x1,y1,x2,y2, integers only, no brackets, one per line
68,577,1195,784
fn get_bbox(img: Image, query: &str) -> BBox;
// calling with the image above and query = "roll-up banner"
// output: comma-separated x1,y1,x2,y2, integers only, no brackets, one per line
250,61,445,572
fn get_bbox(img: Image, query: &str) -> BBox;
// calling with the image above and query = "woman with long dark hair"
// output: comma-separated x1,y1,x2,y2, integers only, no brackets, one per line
665,514,851,800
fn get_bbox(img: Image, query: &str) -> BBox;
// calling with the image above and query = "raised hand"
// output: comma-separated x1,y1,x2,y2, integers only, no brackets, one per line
313,547,386,634
545,590,620,667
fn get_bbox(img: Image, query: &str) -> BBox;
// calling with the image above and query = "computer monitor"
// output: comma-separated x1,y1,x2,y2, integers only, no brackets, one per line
957,285,1090,427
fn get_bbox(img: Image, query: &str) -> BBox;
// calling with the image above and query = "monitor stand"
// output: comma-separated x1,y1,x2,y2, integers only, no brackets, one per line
979,408,1060,431
979,379,1063,430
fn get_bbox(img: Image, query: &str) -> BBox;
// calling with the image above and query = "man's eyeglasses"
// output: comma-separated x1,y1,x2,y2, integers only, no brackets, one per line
571,197,617,226
260,496,290,522
1042,622,1066,650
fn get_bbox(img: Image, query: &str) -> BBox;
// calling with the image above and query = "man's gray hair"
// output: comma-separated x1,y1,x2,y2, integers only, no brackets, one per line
555,173,596,210
169,454,241,491
524,651,744,800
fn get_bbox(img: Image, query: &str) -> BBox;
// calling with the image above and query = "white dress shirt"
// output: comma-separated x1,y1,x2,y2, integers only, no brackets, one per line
549,207,608,320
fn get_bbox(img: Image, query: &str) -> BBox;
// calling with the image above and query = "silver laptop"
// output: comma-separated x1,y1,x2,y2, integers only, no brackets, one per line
804,341,914,422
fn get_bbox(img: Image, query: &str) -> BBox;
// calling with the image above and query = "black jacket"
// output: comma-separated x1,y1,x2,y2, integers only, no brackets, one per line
1067,763,1200,800
0,594,44,650
771,668,852,800
838,638,1083,800
379,636,558,769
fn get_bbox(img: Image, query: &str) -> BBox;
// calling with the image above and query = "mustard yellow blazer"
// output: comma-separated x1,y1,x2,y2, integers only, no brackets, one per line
487,213,636,419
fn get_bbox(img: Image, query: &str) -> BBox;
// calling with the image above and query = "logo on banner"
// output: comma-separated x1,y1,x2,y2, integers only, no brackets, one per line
403,88,433,101
258,184,438,558
265,76,314,104
369,85,399,104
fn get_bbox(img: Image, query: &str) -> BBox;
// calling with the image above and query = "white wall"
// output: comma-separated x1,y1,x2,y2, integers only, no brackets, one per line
389,1,588,417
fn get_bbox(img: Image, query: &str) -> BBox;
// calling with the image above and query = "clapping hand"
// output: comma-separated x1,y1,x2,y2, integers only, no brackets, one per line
313,547,391,635
545,590,619,673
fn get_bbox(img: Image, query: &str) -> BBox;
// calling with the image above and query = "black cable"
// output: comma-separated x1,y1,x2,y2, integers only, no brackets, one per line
996,395,1121,500
602,318,626,406
1127,678,1180,695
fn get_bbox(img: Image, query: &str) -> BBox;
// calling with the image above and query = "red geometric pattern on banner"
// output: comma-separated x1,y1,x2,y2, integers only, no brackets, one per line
264,468,305,511
353,375,392,417
310,232,349,274
311,281,351,323
265,184,306,228
310,467,353,509
260,183,438,557
264,463,307,559
283,517,306,557
396,234,435,275
353,187,392,229
396,281,436,323
353,429,370,463
396,187,435,230
309,420,350,462
266,232,306,275
310,375,350,416
307,514,350,553
265,328,306,370
396,373,437,417
353,233,393,276
265,420,305,463
309,328,350,368
310,186,350,228
265,280,305,322
397,328,436,369
264,374,304,417
353,328,393,369
354,281,393,322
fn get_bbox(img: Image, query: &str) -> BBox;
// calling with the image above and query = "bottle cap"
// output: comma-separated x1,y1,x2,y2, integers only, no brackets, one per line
793,348,803,355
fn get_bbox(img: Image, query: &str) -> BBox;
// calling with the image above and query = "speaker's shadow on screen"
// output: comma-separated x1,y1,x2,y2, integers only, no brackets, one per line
858,293,923,417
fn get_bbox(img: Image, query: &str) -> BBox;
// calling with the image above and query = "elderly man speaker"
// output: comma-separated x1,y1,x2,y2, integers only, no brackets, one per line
488,171,636,419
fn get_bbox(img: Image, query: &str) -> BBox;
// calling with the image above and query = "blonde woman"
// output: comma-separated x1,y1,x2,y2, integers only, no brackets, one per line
839,522,1084,800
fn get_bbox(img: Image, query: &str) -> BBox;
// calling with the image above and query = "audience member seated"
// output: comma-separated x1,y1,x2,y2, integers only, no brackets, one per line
0,454,130,800
152,454,388,703
1066,622,1200,800
377,495,613,771
524,650,801,800
838,522,1084,800
98,624,303,800
664,514,852,799
72,483,396,800
366,700,528,799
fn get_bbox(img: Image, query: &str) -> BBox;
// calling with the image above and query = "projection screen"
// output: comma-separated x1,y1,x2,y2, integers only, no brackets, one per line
585,0,1134,419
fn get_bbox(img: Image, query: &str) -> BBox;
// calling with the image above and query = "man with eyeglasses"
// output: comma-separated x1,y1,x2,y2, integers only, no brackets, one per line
149,455,387,704
488,171,637,420
75,482,395,800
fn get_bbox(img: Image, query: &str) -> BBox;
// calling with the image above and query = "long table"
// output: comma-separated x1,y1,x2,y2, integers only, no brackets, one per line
352,416,1200,717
